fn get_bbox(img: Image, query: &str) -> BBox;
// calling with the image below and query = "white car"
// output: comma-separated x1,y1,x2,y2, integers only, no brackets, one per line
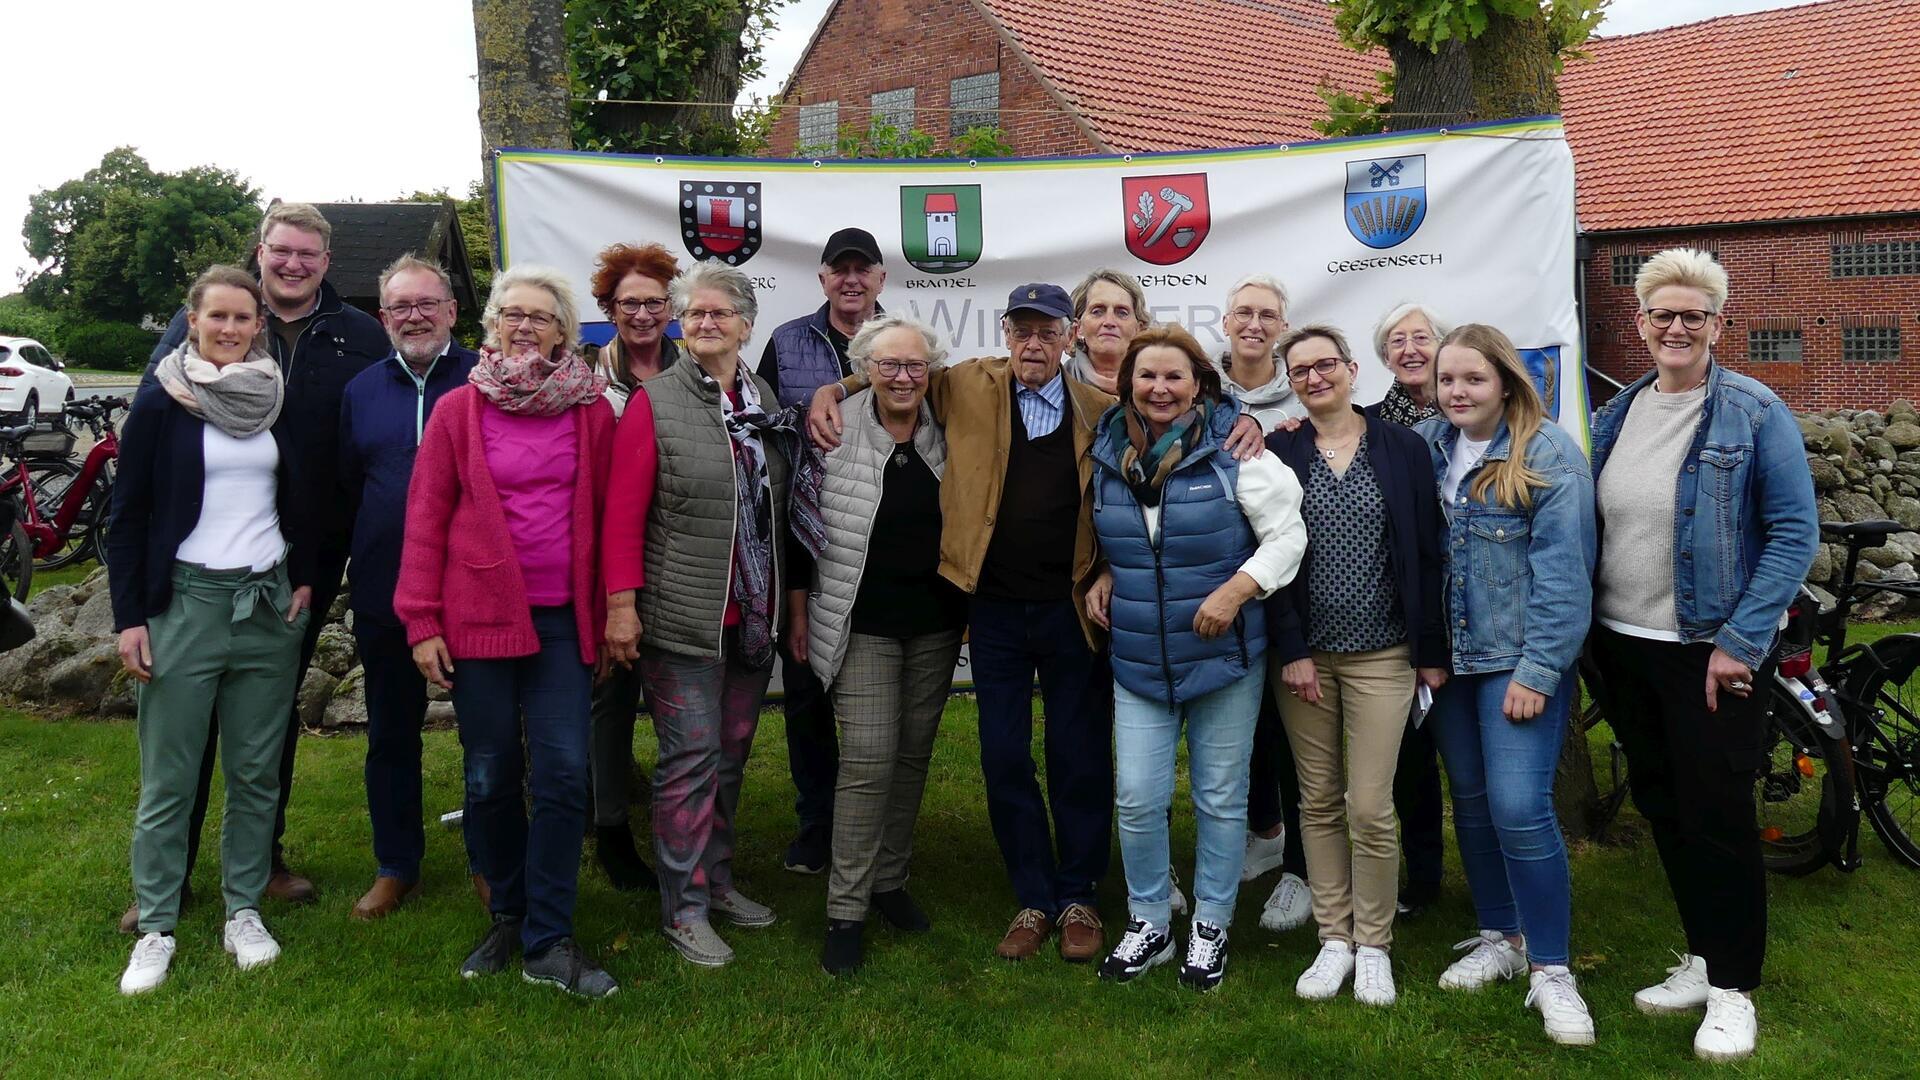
0,337,73,427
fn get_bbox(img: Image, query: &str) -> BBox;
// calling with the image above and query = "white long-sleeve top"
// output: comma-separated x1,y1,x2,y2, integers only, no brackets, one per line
1140,448,1307,598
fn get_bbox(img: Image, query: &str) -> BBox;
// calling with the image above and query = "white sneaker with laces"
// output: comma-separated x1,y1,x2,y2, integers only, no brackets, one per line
1353,945,1397,1006
1694,986,1757,1062
1259,872,1311,932
1170,868,1189,917
1527,966,1597,1046
223,909,280,971
1295,939,1355,1000
120,932,176,995
1241,829,1287,882
1438,929,1528,991
1634,951,1710,1015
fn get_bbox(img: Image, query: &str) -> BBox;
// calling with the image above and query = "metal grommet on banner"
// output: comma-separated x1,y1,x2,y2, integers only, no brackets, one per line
1279,145,1290,152
811,160,823,168
1122,154,1133,163
653,156,665,164
968,159,979,169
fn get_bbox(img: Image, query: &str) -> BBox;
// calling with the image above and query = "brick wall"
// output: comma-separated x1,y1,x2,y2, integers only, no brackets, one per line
766,0,1100,158
1584,216,1920,411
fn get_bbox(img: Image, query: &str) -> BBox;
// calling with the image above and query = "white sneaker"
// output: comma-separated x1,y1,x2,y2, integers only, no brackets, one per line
1241,829,1287,881
222,909,280,971
1295,939,1355,1000
1527,966,1597,1046
119,932,176,995
1438,929,1528,991
1259,872,1311,932
1170,868,1189,917
1353,945,1397,1006
1694,986,1757,1062
1634,951,1710,1015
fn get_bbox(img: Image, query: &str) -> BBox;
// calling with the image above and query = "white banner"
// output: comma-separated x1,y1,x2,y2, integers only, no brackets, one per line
494,116,1585,441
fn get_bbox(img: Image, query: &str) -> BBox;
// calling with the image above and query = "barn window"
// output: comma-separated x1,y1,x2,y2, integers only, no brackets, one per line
798,101,839,152
950,72,1001,136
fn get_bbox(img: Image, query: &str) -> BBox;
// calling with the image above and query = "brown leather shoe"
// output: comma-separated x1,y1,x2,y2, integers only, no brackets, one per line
266,868,317,904
1057,903,1104,962
471,872,492,909
119,882,192,934
350,876,421,921
995,908,1053,960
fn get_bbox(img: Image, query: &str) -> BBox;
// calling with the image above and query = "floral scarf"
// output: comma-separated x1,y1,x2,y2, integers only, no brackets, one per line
469,345,608,417
1376,380,1439,427
1103,400,1212,508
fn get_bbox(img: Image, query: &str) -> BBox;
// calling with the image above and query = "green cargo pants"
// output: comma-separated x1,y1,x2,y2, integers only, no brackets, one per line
132,560,307,932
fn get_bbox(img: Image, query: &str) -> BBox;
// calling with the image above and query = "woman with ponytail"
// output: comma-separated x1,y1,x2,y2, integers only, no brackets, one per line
1417,324,1596,1046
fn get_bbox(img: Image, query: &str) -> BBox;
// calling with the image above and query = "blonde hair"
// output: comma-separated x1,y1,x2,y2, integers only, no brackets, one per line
258,202,333,248
1634,248,1729,312
484,264,581,351
1440,324,1548,509
1225,273,1290,319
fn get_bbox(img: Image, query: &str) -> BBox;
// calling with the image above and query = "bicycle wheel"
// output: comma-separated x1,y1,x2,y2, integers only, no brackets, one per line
0,517,32,600
1576,656,1631,838
1755,679,1849,875
1847,638,1920,868
23,456,98,570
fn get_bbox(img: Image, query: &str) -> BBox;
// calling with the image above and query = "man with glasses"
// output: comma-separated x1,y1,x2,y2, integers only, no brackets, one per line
337,255,479,920
755,227,888,875
123,203,388,931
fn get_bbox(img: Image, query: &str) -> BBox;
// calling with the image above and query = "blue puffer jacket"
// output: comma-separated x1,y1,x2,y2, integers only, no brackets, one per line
338,345,479,625
1092,403,1266,704
757,302,876,407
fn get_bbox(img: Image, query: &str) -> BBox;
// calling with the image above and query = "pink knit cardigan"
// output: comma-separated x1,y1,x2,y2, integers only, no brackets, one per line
395,386,613,665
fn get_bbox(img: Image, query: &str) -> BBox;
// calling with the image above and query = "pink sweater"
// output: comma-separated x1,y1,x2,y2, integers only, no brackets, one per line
395,386,613,664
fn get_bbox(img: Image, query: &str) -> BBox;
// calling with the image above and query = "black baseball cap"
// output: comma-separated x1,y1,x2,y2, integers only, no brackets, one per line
1005,283,1072,320
821,227,883,266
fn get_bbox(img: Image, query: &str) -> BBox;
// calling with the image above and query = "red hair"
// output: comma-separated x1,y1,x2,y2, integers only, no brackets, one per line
589,243,681,314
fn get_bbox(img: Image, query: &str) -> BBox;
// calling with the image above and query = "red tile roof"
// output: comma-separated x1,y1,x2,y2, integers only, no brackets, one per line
1560,0,1920,231
974,0,1383,151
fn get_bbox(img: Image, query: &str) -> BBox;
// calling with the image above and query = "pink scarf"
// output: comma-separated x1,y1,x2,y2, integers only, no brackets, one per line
469,346,608,417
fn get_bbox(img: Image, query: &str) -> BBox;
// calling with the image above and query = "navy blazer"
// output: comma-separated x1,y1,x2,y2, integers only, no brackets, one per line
337,345,479,625
105,383,316,632
1264,406,1447,669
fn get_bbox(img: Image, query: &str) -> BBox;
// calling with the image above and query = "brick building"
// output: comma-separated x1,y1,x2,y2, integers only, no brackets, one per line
768,0,1919,410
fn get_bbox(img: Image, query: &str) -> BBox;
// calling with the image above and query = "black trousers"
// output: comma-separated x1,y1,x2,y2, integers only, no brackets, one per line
1591,625,1768,990
183,551,347,875
1395,708,1446,894
1248,690,1307,876
781,650,839,835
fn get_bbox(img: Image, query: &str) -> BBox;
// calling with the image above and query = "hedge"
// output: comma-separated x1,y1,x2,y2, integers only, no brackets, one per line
59,321,159,372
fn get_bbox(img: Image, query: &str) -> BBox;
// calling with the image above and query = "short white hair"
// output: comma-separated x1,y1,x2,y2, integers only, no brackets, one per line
1226,273,1290,318
849,313,948,368
1371,301,1451,366
1635,248,1729,312
670,259,758,328
484,264,579,350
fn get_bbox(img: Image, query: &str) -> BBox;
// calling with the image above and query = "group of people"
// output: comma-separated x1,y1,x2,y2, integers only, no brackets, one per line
103,201,1817,1063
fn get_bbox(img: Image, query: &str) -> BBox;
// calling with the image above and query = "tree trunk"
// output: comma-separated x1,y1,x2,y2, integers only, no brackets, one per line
473,0,572,215
1463,9,1561,118
592,6,751,149
1385,36,1473,130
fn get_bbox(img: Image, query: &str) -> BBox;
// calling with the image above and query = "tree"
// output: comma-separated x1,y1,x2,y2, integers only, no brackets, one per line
473,0,573,210
400,182,493,343
567,0,787,156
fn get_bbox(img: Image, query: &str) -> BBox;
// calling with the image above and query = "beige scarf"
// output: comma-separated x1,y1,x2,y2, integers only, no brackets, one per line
154,343,284,437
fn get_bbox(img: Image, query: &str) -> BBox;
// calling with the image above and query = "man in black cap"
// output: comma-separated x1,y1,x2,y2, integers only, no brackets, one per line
807,283,1119,962
756,226,888,874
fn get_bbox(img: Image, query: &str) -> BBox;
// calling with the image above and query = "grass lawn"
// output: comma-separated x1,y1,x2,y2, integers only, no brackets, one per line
3,694,1918,1079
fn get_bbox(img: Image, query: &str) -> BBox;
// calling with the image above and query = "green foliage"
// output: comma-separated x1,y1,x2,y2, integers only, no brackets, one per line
399,183,493,345
21,148,260,325
567,0,786,155
0,295,71,352
1333,0,1607,64
1312,71,1396,138
800,121,1017,161
951,125,1015,159
57,321,158,372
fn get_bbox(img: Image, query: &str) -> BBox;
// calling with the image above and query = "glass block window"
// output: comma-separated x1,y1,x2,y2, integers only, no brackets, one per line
1832,240,1920,277
870,88,915,131
1611,252,1650,286
797,101,839,151
1843,325,1902,363
950,72,1001,135
1748,328,1803,363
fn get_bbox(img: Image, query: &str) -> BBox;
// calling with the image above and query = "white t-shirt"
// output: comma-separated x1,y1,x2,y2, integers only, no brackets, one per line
1443,435,1492,507
174,426,287,571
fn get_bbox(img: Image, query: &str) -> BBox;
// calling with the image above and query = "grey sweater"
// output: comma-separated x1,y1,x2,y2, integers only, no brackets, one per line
1595,382,1706,637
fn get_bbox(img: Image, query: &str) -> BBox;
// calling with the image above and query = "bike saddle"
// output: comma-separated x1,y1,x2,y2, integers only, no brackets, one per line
1821,519,1901,539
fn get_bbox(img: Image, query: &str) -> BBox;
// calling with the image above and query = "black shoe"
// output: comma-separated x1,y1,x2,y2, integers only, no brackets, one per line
821,918,865,976
460,914,523,978
1179,920,1229,992
595,824,660,892
1098,917,1175,983
783,829,829,875
522,937,619,999
1396,883,1440,920
871,888,931,933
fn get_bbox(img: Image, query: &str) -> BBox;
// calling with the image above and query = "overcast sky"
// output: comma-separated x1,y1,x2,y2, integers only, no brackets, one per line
0,0,1809,292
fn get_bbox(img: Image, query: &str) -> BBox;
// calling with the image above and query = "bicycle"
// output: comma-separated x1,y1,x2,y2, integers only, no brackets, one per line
0,395,126,572
0,421,38,601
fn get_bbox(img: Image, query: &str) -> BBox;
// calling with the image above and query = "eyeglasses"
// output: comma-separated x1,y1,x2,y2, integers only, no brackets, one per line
264,244,326,266
1227,307,1284,327
1008,326,1064,343
872,359,929,379
1286,357,1347,384
1388,332,1435,351
615,297,669,317
384,298,447,319
500,308,557,331
682,308,740,325
1645,307,1714,330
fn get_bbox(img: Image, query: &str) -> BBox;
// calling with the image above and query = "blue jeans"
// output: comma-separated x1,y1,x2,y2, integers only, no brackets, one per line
451,606,592,955
1114,667,1264,929
968,597,1113,917
1428,669,1574,966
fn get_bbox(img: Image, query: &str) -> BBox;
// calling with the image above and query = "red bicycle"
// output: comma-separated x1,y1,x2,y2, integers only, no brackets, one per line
1,395,126,575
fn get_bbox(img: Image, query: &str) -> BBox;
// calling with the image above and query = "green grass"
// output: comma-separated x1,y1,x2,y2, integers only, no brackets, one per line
25,561,96,597
3,700,1918,1078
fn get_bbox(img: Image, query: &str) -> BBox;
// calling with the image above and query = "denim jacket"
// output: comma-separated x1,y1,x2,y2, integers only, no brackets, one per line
1588,362,1818,670
1420,416,1596,695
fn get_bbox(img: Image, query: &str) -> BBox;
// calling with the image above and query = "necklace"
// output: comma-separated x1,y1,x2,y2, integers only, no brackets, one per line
1315,429,1361,460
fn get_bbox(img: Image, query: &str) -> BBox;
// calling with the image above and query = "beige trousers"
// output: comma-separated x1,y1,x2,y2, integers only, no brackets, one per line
1274,644,1415,949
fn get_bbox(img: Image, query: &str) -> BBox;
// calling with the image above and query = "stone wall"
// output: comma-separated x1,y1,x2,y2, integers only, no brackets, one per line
1797,400,1920,617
